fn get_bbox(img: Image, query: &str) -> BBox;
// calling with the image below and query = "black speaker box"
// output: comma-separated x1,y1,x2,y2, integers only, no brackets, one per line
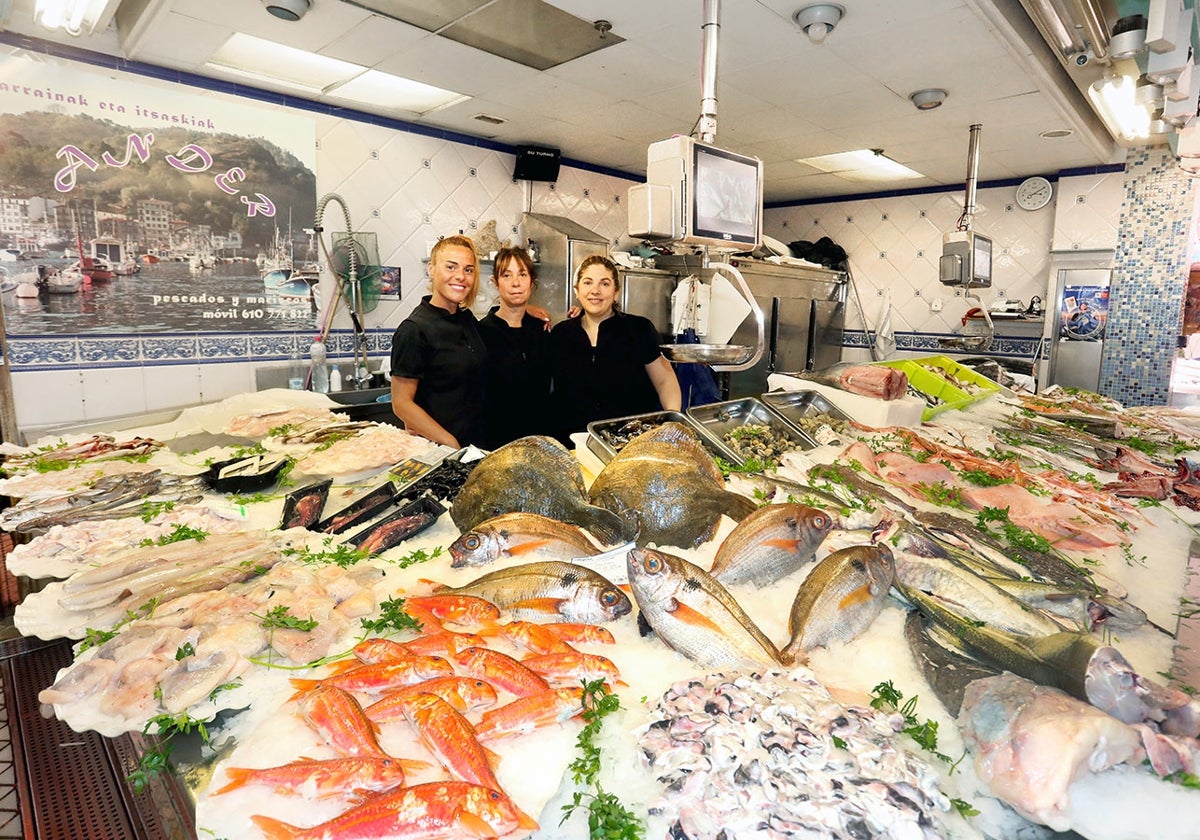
513,145,561,182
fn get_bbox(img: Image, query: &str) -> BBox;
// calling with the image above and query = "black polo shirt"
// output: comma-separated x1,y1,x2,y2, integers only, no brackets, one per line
390,296,487,446
548,311,664,440
477,308,551,448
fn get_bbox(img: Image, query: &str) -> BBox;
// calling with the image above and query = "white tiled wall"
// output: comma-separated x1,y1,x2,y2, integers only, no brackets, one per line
8,101,642,436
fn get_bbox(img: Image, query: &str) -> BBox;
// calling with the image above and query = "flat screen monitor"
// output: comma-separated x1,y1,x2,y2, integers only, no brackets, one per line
639,136,763,250
972,232,992,285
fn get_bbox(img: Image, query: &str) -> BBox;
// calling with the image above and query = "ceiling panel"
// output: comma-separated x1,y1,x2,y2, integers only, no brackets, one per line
1,0,1142,203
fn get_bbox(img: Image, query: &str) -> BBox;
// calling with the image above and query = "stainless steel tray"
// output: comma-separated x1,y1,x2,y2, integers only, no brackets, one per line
760,389,853,437
687,397,816,464
586,410,734,464
661,343,754,365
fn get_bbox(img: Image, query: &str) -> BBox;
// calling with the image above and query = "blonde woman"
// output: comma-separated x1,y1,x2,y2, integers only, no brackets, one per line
548,255,681,441
390,235,487,448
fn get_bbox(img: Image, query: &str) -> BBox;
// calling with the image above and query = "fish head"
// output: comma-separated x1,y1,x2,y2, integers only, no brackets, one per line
590,581,633,622
859,543,897,592
627,547,683,604
449,527,500,568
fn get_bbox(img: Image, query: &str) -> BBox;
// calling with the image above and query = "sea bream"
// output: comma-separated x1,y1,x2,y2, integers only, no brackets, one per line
627,547,781,669
708,502,838,586
781,543,895,664
449,511,605,568
429,561,631,624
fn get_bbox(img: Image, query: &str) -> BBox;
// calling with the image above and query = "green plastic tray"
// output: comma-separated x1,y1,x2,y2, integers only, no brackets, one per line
873,359,973,421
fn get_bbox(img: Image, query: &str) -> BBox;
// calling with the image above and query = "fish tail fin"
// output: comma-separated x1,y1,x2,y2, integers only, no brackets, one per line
212,766,251,795
287,678,319,699
417,577,447,592
484,745,504,767
615,678,629,688
514,803,541,831
399,757,432,775
250,814,301,840
324,659,362,674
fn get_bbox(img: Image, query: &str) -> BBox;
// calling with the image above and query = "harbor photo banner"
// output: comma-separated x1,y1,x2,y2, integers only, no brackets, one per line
0,47,318,335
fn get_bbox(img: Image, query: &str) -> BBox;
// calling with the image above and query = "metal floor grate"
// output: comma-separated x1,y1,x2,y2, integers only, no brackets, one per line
0,638,196,840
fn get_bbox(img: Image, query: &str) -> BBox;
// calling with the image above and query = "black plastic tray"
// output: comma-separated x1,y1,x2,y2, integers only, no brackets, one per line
345,494,446,553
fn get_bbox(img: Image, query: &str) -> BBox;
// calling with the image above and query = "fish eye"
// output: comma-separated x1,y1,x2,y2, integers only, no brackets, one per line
488,790,501,801
645,555,662,573
814,515,828,528
601,590,619,606
464,535,480,549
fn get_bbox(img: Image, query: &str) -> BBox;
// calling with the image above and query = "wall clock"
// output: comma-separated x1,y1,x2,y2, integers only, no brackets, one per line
1015,176,1053,211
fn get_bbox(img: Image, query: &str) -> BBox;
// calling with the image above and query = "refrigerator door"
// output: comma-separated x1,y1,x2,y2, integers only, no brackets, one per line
620,269,677,340
809,298,845,371
1048,267,1111,391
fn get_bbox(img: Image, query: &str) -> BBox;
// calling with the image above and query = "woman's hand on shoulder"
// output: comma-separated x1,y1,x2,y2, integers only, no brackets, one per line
566,305,582,319
528,305,552,330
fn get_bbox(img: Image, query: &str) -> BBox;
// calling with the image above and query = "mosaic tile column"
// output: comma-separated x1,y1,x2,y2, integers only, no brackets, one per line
1100,148,1198,406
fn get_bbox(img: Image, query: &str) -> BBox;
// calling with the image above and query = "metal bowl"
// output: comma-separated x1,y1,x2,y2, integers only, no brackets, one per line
660,343,754,365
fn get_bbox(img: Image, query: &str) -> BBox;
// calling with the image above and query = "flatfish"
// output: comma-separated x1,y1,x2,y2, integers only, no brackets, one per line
588,422,756,549
450,436,629,543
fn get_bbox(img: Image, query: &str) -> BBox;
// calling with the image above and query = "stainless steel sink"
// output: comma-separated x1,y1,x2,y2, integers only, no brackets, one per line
327,386,391,406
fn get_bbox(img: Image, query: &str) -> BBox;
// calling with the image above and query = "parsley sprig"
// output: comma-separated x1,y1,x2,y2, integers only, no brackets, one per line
128,710,214,794
139,524,208,547
870,680,972,815
360,597,423,635
254,605,319,632
561,679,644,840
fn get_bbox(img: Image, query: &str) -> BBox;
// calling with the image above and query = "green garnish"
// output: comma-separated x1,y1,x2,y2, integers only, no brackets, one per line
128,711,213,794
78,627,118,653
138,500,177,522
285,539,370,568
869,680,958,767
914,481,967,509
360,597,423,635
254,605,318,632
175,643,195,660
958,469,1012,487
951,798,980,818
561,679,644,840
975,506,1054,554
139,524,208,547
389,545,444,569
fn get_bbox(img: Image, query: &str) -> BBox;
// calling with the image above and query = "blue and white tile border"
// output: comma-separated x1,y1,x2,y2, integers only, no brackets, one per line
5,328,394,371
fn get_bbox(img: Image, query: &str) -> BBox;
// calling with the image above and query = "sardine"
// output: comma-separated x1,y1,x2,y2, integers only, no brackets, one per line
782,543,895,663
431,561,631,624
449,511,604,568
627,547,781,669
709,503,837,586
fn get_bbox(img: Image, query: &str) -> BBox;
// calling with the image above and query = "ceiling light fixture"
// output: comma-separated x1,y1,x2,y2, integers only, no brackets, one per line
792,3,844,45
33,0,121,36
1088,72,1152,142
262,0,310,21
795,148,923,182
909,89,948,110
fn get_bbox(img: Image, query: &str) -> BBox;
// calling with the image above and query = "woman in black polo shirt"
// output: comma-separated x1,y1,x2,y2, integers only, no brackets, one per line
389,235,487,448
477,246,552,448
548,255,681,442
